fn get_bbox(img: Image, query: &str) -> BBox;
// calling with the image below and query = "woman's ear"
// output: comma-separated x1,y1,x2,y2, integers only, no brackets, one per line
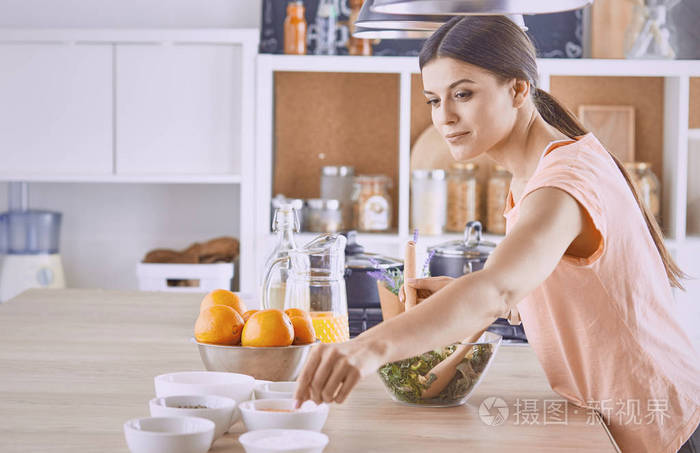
512,79,530,108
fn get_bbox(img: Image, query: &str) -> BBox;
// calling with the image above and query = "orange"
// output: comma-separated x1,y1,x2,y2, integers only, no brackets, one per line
242,309,259,323
241,309,294,347
284,308,311,321
200,289,247,317
194,305,245,345
290,316,316,345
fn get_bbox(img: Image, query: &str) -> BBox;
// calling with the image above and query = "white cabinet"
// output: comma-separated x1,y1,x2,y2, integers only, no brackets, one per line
115,44,242,175
0,44,112,175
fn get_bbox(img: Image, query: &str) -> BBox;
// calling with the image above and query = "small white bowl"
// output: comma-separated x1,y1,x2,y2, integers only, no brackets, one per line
154,371,255,404
239,398,329,432
239,429,329,453
123,416,214,453
149,395,237,441
254,381,298,400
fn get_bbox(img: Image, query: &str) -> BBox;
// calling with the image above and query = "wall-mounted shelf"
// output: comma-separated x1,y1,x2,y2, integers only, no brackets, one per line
255,55,700,287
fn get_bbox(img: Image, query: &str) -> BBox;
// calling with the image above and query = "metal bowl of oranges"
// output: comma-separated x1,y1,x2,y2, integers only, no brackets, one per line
192,290,319,382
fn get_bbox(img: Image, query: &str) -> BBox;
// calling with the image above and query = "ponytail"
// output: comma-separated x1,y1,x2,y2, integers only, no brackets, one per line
533,87,687,290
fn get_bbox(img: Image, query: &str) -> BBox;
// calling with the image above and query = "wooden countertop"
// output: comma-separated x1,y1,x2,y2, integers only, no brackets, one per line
0,289,619,452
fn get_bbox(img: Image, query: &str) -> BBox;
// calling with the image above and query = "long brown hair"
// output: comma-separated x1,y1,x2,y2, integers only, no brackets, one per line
419,16,686,289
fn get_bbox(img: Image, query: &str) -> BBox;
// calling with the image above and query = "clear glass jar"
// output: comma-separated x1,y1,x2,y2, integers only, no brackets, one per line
487,166,512,235
624,162,661,224
446,163,481,233
411,169,447,236
320,166,355,230
352,175,392,232
304,199,343,233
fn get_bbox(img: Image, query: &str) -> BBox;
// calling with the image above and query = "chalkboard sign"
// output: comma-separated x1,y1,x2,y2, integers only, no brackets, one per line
260,0,584,58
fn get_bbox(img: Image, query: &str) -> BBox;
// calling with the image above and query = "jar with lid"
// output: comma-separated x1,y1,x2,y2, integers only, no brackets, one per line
284,1,307,55
446,162,481,232
487,165,512,235
304,199,343,233
624,162,661,224
411,169,447,235
352,175,392,232
320,166,355,229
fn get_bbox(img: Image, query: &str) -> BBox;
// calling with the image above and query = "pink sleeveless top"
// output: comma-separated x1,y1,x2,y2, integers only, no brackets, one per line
504,133,700,452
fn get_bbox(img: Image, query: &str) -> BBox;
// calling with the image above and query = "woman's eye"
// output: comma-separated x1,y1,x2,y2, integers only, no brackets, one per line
426,98,439,106
455,90,473,99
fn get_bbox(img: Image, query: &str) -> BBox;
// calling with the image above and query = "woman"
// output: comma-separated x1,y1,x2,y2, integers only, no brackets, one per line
293,16,699,452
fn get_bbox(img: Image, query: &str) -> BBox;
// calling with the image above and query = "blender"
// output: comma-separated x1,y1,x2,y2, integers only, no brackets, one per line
0,183,65,302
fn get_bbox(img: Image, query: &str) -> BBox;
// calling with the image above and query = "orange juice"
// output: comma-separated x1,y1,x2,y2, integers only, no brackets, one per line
310,311,349,343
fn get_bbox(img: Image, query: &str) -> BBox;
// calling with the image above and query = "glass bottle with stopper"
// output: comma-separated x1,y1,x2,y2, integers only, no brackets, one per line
263,204,300,311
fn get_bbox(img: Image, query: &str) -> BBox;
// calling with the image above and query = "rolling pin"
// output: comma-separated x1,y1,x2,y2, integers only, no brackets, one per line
404,240,417,310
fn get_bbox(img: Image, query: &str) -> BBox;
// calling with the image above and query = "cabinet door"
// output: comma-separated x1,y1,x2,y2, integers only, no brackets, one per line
115,45,241,175
0,44,113,175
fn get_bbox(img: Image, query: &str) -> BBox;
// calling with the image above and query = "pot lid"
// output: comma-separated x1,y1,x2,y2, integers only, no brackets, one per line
427,221,496,259
342,230,403,269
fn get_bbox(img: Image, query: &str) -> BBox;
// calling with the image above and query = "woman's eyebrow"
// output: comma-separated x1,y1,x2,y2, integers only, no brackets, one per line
423,78,476,95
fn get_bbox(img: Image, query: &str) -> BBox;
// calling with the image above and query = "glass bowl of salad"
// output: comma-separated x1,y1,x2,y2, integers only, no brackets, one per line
377,331,502,407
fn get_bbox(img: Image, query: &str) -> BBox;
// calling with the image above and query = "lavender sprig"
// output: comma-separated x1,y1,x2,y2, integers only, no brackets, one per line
421,249,436,278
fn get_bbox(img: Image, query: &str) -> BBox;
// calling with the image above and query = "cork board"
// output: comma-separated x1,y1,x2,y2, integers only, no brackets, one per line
550,76,664,185
411,73,433,147
690,77,700,129
274,72,400,230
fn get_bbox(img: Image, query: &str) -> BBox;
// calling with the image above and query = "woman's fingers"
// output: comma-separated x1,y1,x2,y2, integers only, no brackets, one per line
334,368,361,404
405,276,454,292
294,345,322,408
321,358,351,402
309,345,336,404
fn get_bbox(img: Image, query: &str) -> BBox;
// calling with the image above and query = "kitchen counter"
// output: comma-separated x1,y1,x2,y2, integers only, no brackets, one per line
0,289,619,452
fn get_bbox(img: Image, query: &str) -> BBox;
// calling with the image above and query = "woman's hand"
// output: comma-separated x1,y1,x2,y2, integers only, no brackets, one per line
399,276,454,306
294,335,388,407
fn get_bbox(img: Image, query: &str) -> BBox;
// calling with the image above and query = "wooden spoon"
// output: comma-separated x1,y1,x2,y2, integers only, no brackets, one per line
420,328,487,399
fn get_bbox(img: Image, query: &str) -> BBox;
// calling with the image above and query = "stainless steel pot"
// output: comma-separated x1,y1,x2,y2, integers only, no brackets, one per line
428,221,495,277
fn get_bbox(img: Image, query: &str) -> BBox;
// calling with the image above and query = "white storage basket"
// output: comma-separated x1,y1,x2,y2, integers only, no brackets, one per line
136,262,234,293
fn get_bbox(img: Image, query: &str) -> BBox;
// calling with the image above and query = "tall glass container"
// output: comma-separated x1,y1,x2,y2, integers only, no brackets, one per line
353,175,393,232
263,234,350,343
411,169,447,235
446,163,481,232
320,165,355,230
263,205,299,311
487,165,511,235
624,162,661,224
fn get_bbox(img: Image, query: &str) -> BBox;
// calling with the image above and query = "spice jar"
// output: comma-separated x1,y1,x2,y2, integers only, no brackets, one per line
353,175,392,232
411,169,447,235
320,166,355,230
304,199,343,233
446,162,481,232
624,162,661,224
487,165,511,235
284,0,307,55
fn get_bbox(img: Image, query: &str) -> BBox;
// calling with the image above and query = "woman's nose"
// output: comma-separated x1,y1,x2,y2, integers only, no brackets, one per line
434,102,458,126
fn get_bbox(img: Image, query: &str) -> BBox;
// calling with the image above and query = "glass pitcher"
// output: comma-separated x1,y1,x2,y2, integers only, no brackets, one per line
263,233,349,343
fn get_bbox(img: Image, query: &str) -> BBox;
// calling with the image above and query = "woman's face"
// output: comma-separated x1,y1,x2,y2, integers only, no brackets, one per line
421,57,518,161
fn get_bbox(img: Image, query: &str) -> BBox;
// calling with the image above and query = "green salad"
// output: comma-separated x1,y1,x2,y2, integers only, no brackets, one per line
378,343,493,405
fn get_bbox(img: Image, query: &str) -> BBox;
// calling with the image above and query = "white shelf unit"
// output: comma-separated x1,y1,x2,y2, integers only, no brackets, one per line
0,29,259,293
255,55,700,281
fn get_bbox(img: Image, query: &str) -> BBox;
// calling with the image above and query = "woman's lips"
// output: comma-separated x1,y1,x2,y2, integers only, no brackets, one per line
445,131,470,143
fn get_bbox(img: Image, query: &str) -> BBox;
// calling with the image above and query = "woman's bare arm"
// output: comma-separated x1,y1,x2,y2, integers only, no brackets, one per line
294,187,588,405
